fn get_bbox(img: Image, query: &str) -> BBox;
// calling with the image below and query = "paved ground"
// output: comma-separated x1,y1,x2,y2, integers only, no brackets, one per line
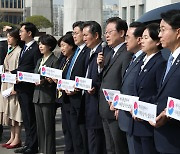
0,109,65,154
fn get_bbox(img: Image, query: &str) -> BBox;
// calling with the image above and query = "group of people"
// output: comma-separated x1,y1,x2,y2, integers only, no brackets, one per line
0,9,180,154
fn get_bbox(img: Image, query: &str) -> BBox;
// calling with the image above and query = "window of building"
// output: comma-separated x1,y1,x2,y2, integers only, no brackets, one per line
139,4,144,17
5,0,9,8
1,0,5,8
10,0,13,8
14,0,17,8
18,0,21,8
130,5,135,23
122,7,127,21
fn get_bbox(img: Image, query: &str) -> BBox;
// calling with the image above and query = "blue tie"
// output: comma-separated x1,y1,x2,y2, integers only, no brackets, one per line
66,47,80,79
163,54,174,82
21,45,27,58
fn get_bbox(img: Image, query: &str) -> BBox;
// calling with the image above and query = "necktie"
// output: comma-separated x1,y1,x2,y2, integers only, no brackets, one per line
129,55,136,66
111,49,115,59
66,47,80,79
163,54,174,81
20,45,27,58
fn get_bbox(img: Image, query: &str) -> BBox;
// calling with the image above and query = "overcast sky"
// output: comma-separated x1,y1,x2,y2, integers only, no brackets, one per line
53,0,118,5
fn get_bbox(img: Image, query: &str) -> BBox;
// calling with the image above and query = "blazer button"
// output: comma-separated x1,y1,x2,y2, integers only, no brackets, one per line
140,87,143,89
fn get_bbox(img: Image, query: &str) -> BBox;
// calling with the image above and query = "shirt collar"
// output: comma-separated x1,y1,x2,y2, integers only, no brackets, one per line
78,43,86,51
134,50,143,60
172,47,180,64
25,40,35,49
113,42,125,55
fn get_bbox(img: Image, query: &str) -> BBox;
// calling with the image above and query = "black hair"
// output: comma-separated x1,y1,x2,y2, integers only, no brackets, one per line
106,17,128,37
72,21,84,31
57,33,77,51
20,22,38,38
6,28,24,47
38,34,57,51
145,23,162,50
83,21,102,39
161,9,180,29
129,22,146,37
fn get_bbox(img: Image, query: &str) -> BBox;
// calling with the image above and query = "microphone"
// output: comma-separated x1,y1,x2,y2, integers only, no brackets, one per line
101,42,107,55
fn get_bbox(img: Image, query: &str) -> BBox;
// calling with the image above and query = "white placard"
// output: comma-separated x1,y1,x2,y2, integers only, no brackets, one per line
1,73,16,84
17,71,40,84
102,88,120,102
57,79,75,92
40,66,62,79
1,87,13,98
0,65,3,74
75,76,92,90
112,94,139,111
166,97,180,121
132,100,157,123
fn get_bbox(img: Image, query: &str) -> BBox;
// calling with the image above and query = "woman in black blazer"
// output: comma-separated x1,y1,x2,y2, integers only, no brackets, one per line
33,34,59,154
132,23,166,154
55,33,77,154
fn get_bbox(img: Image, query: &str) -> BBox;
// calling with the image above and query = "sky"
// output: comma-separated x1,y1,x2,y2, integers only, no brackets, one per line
53,0,118,5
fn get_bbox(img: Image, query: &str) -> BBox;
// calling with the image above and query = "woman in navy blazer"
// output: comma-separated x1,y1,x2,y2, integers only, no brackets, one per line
132,23,166,154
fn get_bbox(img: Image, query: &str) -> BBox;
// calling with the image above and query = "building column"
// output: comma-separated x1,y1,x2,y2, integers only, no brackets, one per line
63,0,102,34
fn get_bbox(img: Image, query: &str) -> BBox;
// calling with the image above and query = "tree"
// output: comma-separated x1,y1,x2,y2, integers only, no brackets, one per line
0,22,15,30
26,15,53,30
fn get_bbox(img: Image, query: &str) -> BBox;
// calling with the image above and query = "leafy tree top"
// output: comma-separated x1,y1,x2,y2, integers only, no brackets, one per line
26,15,53,30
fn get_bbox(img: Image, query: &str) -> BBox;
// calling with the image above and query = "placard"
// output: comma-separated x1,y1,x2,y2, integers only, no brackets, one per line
17,71,40,84
132,100,157,123
166,97,180,121
40,66,62,79
57,79,75,92
112,94,139,111
75,76,92,90
1,73,16,84
102,89,120,102
1,87,13,98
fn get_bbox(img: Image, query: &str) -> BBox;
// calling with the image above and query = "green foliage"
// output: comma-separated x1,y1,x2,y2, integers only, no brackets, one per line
0,22,15,30
26,15,53,30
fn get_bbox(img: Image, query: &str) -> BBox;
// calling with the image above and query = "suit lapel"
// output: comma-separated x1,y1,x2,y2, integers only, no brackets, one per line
42,54,55,67
158,54,180,96
103,44,125,77
70,46,87,75
122,53,144,84
19,42,36,64
137,52,161,88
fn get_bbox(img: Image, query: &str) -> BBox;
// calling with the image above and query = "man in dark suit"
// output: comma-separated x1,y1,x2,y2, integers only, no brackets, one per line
97,17,132,154
117,22,145,154
11,22,42,154
0,37,8,141
63,21,90,154
149,10,180,154
82,21,108,154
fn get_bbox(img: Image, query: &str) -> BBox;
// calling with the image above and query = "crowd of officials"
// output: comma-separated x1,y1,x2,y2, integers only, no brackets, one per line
0,9,180,154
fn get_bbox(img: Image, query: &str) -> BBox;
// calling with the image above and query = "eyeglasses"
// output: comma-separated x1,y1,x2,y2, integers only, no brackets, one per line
104,30,117,36
72,32,80,36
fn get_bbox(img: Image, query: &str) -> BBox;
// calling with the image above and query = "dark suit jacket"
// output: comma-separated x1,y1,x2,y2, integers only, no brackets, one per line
154,53,180,153
133,51,166,137
99,43,132,119
0,39,8,65
33,53,59,104
64,46,90,110
118,52,145,132
84,43,109,129
12,41,42,93
0,39,8,89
